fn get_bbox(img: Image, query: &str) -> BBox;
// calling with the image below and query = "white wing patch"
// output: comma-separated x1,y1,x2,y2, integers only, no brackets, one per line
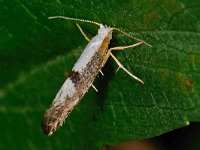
53,79,76,102
73,26,111,72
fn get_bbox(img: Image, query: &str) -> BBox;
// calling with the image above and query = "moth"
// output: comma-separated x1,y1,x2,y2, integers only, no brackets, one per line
42,16,151,136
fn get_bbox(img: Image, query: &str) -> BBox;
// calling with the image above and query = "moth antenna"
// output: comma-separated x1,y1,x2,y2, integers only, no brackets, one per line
113,28,152,47
48,16,102,27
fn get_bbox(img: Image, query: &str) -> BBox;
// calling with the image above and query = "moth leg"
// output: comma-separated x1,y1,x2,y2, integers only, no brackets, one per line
91,84,98,92
102,41,144,67
76,23,90,42
99,70,104,76
109,52,144,84
108,41,144,51
102,41,145,84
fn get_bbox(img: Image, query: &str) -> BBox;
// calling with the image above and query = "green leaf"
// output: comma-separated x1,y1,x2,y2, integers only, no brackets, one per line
0,0,200,149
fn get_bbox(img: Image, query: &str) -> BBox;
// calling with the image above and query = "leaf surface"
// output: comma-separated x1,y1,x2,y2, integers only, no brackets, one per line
0,0,200,149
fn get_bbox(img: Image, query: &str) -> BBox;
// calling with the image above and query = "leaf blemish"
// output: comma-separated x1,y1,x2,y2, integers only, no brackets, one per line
186,79,193,90
187,54,199,70
176,73,194,94
158,69,169,80
143,11,161,25
165,0,184,14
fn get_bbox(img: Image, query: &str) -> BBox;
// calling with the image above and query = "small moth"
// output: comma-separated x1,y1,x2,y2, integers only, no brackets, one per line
42,16,151,136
